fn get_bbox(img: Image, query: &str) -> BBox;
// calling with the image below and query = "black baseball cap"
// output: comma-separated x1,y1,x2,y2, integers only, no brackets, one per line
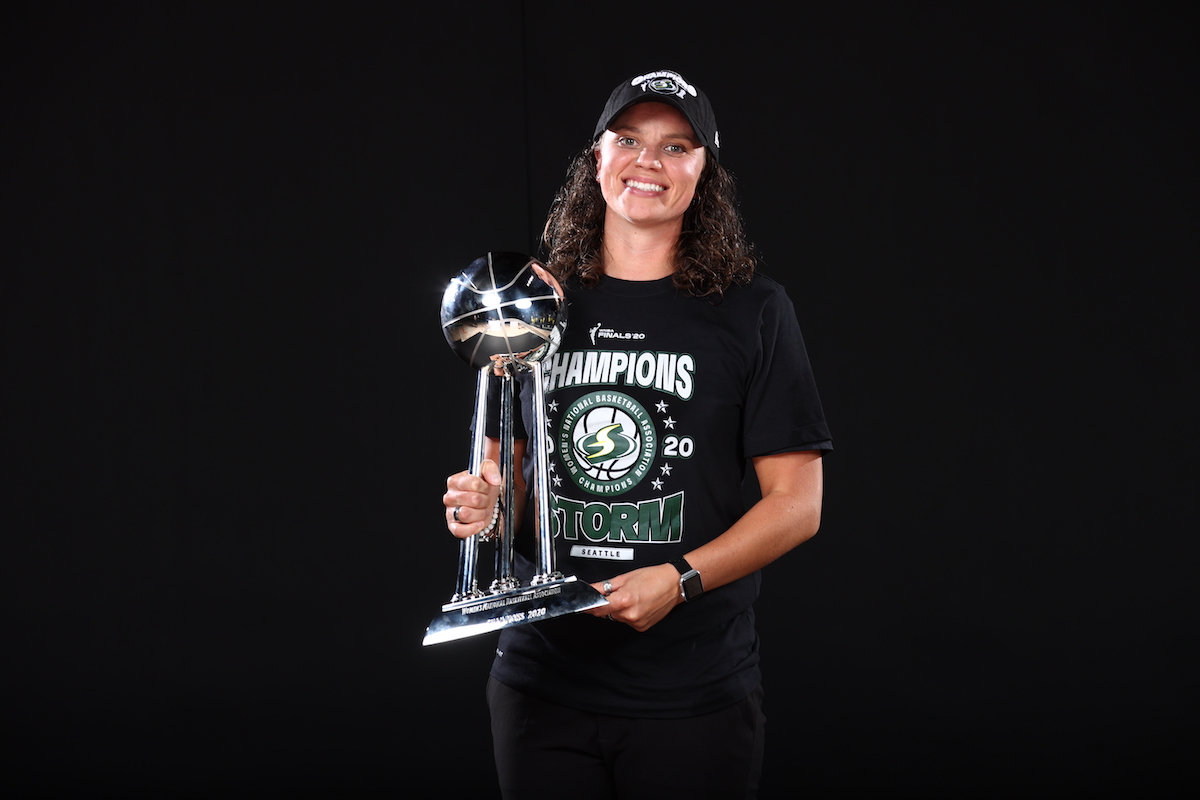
593,69,720,160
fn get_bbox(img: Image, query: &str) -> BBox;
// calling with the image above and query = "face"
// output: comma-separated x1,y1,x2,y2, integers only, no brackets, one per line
594,101,707,233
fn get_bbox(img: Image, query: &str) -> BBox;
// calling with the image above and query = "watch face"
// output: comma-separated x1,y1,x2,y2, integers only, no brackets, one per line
681,570,703,600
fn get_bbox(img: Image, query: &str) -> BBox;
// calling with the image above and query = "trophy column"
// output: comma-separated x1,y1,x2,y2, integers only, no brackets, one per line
491,368,519,594
423,252,608,646
529,359,561,585
450,366,491,604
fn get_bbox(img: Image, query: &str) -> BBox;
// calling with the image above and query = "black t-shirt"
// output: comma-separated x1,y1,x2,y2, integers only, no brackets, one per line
486,273,831,718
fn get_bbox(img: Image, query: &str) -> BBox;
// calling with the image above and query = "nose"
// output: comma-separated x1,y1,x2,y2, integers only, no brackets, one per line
636,147,661,168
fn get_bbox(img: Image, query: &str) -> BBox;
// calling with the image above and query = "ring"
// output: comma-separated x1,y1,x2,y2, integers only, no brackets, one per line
602,581,614,596
453,506,463,523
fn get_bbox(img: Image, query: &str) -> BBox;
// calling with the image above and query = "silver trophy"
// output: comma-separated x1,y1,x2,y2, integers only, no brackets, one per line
423,252,608,646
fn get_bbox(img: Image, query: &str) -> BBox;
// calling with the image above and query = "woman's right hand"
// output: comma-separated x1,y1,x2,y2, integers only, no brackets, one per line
443,459,503,539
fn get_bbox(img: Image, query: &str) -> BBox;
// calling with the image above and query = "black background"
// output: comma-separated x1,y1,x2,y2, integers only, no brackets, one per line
5,2,1195,797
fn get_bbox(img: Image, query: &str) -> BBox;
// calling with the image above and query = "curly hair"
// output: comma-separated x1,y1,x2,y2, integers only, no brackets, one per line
540,144,756,298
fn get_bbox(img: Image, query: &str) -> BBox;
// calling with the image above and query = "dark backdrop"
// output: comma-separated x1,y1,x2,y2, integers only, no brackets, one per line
5,2,1195,797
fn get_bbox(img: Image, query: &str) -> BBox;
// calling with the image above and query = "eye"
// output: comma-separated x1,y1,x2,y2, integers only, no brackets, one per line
617,136,639,148
664,143,686,155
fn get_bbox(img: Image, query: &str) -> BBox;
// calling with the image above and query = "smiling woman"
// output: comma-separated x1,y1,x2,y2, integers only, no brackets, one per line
540,75,755,298
440,69,833,800
594,102,707,269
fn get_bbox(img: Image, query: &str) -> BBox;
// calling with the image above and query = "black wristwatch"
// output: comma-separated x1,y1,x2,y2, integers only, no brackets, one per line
669,557,704,602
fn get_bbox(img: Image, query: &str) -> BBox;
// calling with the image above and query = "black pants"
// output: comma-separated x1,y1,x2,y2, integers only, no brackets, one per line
487,677,765,800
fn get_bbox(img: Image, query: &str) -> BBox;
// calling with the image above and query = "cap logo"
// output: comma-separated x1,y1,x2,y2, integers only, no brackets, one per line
630,70,698,100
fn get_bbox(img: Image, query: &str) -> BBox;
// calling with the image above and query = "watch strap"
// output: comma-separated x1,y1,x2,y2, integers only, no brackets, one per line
669,557,704,601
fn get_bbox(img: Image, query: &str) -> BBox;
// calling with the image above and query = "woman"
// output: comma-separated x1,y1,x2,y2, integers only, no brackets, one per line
444,69,832,799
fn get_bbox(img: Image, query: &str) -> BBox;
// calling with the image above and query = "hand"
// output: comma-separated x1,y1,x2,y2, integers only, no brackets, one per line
443,459,502,540
585,564,683,632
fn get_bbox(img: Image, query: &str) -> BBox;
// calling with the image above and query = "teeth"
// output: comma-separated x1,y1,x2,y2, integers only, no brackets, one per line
625,180,665,192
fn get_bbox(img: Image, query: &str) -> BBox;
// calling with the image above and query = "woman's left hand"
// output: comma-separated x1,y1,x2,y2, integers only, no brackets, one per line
586,564,683,632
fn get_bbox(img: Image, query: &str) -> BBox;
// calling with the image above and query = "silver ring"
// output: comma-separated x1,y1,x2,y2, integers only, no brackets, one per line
453,506,463,523
602,581,614,596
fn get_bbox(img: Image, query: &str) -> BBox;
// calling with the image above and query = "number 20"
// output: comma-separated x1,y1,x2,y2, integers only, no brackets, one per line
663,435,694,458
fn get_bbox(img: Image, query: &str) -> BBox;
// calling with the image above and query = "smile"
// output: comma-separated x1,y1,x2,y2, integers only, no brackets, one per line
625,179,666,193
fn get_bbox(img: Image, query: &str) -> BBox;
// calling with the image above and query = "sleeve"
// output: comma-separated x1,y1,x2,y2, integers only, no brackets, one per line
741,285,833,457
480,371,530,441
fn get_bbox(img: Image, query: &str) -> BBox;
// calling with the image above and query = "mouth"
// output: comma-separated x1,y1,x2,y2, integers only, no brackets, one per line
624,179,666,193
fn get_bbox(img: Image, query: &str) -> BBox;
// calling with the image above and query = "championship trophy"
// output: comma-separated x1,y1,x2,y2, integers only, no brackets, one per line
423,252,608,646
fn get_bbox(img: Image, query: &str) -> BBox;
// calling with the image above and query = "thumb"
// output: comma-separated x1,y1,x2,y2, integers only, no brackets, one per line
480,459,503,486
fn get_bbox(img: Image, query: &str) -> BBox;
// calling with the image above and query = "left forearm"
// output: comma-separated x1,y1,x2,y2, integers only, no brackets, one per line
586,450,824,630
684,451,824,593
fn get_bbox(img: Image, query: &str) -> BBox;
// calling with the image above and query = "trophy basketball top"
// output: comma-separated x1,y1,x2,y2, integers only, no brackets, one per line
441,252,567,371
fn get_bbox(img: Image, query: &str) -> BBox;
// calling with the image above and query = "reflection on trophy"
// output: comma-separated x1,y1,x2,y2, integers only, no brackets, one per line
423,252,608,646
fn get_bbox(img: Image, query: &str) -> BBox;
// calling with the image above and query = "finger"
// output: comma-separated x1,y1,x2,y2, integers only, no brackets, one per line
446,471,492,495
583,602,615,619
590,578,619,597
584,579,618,618
444,502,469,537
442,489,478,518
446,501,490,526
480,458,503,487
445,506,497,539
444,471,500,513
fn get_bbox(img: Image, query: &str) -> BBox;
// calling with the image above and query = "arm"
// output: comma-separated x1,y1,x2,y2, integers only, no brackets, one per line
443,436,528,539
586,449,824,631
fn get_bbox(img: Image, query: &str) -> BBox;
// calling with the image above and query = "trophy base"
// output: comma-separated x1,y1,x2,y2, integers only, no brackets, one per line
423,576,608,646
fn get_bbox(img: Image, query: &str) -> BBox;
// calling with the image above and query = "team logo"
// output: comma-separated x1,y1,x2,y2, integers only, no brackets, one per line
558,391,656,495
631,70,697,100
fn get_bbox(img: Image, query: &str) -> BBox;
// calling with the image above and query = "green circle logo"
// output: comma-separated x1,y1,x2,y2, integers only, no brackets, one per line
558,391,657,495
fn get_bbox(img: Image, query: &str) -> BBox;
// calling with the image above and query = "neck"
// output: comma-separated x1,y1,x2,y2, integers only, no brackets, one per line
599,214,681,281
